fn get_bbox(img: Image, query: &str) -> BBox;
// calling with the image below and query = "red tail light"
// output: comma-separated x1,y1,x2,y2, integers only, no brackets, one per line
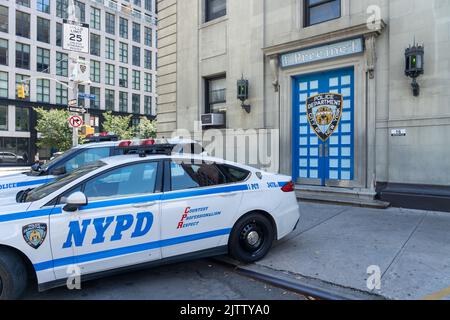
281,181,295,192
100,132,109,137
141,139,156,146
118,140,132,147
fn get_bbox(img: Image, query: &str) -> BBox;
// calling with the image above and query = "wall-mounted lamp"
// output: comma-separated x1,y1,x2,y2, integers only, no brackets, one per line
237,76,251,113
405,42,424,97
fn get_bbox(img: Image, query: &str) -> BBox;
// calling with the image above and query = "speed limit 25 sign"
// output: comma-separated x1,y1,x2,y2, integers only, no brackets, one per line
63,20,90,54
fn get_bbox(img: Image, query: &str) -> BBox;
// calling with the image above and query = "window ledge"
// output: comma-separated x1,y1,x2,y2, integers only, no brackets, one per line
200,15,228,30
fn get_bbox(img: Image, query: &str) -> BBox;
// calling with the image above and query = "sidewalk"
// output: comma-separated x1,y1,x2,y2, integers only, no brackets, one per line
237,202,450,300
0,166,28,177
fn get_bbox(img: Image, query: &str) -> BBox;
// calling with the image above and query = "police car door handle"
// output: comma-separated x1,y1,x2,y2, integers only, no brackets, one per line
133,201,157,208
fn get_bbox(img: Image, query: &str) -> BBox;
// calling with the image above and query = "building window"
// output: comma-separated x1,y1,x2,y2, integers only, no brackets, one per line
0,6,8,33
119,17,128,39
56,23,62,47
16,107,29,132
56,0,68,19
119,42,128,63
56,82,68,105
105,89,115,111
105,63,115,86
56,52,68,77
90,7,101,30
105,12,115,35
119,92,128,112
205,76,226,113
0,105,7,130
119,67,128,88
78,84,85,107
132,70,141,90
16,43,30,70
304,0,341,27
132,94,140,114
16,74,30,100
37,48,50,73
144,27,152,46
145,0,152,11
144,73,152,92
90,87,100,109
37,17,50,43
105,38,115,60
144,50,152,70
134,0,142,6
0,71,7,98
90,33,100,56
16,11,30,38
74,1,85,23
0,39,7,66
144,96,152,115
132,46,140,67
205,0,226,22
16,0,30,7
37,79,50,103
90,60,100,83
132,22,141,43
37,0,50,14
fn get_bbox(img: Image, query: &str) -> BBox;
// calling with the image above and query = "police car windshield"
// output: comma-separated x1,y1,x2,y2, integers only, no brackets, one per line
38,148,79,173
24,161,106,203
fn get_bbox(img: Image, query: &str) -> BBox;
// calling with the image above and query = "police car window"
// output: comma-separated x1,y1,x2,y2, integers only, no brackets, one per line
24,162,106,203
64,147,111,173
84,162,158,201
170,161,226,191
216,164,250,183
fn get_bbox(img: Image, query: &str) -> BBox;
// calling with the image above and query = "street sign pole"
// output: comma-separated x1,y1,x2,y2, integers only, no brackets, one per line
68,0,79,148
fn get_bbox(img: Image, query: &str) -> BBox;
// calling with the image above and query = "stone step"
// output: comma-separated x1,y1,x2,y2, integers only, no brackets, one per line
296,185,390,209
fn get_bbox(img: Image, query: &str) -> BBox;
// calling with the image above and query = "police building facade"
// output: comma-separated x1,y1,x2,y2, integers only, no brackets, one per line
156,0,450,210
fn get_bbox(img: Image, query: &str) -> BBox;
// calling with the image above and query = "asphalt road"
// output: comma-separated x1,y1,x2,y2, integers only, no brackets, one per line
23,259,305,300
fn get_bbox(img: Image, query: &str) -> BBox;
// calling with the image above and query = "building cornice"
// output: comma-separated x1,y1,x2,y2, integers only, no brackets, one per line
263,21,386,58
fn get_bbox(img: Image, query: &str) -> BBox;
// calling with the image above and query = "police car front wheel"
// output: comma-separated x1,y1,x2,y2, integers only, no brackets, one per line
229,213,275,263
0,249,28,300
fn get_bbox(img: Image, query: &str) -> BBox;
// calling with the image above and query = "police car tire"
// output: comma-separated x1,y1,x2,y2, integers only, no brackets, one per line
0,249,28,300
228,213,274,263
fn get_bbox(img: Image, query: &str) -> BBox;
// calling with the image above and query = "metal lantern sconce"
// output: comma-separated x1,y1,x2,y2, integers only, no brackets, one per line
237,75,251,113
405,42,424,97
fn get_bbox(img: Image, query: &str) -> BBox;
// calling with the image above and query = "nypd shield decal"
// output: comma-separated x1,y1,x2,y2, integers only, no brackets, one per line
23,223,47,249
306,93,344,142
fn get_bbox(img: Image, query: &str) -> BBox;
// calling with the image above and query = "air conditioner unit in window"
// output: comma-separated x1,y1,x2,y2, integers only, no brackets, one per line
201,113,225,127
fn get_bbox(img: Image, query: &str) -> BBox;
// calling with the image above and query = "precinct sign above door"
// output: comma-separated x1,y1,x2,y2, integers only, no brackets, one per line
63,20,90,54
280,38,364,68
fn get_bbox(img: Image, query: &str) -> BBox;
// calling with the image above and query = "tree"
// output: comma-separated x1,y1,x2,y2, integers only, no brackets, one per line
137,116,157,139
102,111,134,140
34,107,73,152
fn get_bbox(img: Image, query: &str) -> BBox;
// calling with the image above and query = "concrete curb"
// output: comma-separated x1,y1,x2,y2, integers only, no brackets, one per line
214,257,387,300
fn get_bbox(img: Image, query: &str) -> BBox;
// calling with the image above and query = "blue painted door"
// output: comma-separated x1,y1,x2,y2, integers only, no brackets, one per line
292,67,354,186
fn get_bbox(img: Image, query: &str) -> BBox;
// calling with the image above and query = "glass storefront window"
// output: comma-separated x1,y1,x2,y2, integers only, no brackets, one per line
0,137,30,164
15,107,29,132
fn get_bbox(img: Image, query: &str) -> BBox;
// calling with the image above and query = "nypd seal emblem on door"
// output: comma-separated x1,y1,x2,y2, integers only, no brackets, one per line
22,223,47,249
306,93,344,142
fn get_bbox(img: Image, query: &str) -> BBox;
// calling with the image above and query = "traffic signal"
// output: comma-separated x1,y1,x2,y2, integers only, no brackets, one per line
17,84,26,99
80,125,95,136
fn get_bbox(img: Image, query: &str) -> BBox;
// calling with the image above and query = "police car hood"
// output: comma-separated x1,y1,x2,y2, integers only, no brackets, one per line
0,172,52,199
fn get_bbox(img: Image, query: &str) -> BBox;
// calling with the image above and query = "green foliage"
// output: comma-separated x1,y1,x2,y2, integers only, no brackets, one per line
137,117,157,139
102,111,134,140
34,107,73,152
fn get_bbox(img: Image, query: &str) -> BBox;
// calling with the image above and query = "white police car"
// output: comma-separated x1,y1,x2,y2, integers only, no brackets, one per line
0,138,205,203
0,150,299,299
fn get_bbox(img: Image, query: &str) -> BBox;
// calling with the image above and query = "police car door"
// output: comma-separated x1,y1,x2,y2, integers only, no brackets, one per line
160,159,243,258
58,161,163,276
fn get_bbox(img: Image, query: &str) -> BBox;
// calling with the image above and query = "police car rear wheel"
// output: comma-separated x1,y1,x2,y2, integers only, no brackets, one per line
0,249,28,300
229,213,274,263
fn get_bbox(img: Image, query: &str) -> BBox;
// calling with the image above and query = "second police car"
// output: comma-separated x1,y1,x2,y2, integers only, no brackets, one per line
0,137,206,202
0,146,300,299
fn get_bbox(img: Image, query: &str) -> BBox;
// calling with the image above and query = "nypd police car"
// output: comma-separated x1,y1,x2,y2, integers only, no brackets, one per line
0,138,205,202
0,148,299,299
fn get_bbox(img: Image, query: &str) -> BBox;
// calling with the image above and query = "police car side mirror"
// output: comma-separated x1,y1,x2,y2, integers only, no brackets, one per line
63,192,88,212
51,166,67,176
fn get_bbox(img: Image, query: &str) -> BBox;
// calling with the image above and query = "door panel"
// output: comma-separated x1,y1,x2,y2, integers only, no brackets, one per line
293,67,355,186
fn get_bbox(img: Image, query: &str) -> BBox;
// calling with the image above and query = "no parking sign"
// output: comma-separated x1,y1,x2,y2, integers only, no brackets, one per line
68,115,83,128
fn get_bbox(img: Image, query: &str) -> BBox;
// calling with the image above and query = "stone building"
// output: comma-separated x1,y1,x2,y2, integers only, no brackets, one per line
157,0,450,210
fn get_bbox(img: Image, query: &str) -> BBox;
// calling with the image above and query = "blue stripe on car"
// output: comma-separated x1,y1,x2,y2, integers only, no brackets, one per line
16,178,55,188
33,228,232,271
